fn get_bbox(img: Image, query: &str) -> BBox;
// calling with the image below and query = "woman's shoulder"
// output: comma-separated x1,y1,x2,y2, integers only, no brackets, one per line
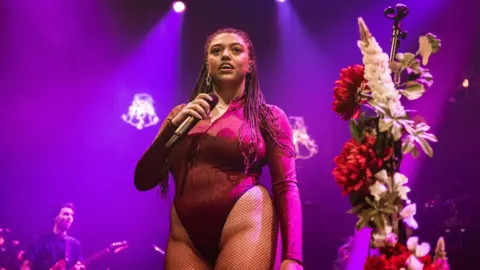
265,104,289,120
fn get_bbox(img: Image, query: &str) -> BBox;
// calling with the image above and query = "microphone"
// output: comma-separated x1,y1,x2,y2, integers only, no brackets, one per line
165,93,219,147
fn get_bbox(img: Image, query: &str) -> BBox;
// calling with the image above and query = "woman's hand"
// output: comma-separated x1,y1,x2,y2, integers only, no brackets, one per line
280,259,303,270
171,93,213,126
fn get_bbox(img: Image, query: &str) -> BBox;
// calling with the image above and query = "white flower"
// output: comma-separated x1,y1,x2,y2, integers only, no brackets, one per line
372,232,387,248
407,236,419,251
369,181,387,201
406,236,431,269
374,170,411,202
407,236,431,257
372,225,398,248
357,39,398,103
374,169,389,184
357,18,410,140
394,173,411,201
385,232,398,246
400,204,419,229
407,255,424,270
415,242,431,257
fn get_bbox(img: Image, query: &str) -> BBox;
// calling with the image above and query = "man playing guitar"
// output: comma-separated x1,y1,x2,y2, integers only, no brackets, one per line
20,203,85,270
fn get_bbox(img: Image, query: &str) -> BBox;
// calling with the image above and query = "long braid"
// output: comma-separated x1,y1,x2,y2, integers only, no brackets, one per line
161,28,294,194
200,28,294,165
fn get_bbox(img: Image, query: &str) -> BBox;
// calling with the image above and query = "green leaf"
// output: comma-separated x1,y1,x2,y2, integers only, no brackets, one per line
357,112,366,142
418,68,434,87
418,137,434,157
396,52,419,71
395,53,405,61
400,81,425,100
418,36,432,65
372,214,385,231
382,205,398,215
356,216,369,230
385,191,399,205
426,33,441,53
360,208,375,219
347,203,365,215
417,33,441,65
365,196,374,207
406,80,425,91
349,119,362,143
402,139,415,155
358,112,366,128
389,60,403,74
410,146,420,159
398,52,417,70
378,118,393,133
408,61,421,73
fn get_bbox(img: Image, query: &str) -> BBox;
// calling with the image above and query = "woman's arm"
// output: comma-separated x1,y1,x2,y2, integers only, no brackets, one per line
134,104,185,191
265,105,303,265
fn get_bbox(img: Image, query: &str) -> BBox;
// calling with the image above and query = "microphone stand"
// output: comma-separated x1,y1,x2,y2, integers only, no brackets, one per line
384,3,410,246
385,4,408,60
385,3,409,83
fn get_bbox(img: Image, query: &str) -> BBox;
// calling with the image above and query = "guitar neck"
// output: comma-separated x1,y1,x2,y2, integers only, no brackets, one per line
65,241,128,269
81,248,110,266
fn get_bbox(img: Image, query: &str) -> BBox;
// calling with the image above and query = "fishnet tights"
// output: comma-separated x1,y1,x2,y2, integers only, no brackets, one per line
165,185,281,270
165,205,211,270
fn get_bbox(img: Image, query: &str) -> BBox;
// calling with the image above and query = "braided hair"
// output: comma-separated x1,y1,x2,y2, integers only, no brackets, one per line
192,28,294,163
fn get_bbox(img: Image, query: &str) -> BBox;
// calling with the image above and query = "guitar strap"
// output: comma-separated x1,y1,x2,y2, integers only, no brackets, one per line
65,237,71,266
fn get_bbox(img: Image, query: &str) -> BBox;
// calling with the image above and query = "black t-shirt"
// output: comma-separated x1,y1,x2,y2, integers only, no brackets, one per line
23,232,82,270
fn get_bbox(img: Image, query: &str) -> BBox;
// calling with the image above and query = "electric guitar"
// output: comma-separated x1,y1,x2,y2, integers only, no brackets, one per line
50,241,129,270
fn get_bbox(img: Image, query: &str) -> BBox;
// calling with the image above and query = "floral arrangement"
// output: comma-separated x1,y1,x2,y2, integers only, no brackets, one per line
332,17,449,269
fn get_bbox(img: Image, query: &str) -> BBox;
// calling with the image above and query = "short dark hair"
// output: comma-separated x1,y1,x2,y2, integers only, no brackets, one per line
55,203,76,216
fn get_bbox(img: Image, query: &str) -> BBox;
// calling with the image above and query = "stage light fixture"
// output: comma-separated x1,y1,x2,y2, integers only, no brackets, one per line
288,116,318,159
121,93,160,130
172,1,186,13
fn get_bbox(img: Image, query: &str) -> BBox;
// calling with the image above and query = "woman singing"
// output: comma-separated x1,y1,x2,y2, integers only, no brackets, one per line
134,28,303,270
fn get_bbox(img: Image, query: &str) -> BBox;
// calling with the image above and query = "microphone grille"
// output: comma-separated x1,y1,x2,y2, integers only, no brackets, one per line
208,93,219,108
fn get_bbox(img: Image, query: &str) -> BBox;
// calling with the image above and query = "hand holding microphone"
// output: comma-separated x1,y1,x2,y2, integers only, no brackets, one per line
171,93,215,126
166,93,219,147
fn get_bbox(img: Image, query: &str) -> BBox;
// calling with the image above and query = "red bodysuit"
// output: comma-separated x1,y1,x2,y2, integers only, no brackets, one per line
134,96,303,266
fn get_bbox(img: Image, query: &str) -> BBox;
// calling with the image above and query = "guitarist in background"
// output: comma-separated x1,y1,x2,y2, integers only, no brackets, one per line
21,203,85,270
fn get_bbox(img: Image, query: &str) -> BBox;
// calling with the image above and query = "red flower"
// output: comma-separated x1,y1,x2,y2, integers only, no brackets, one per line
333,64,369,120
380,243,408,258
418,255,433,266
388,253,409,269
333,133,391,195
363,244,412,270
364,255,388,270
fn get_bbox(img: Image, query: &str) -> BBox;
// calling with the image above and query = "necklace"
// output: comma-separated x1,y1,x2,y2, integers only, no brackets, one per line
215,104,228,110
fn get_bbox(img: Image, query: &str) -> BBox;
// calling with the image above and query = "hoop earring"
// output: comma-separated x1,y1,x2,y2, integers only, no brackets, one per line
206,74,212,86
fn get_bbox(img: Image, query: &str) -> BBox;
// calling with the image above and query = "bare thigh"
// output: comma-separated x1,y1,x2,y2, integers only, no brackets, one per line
215,185,282,270
165,206,212,270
